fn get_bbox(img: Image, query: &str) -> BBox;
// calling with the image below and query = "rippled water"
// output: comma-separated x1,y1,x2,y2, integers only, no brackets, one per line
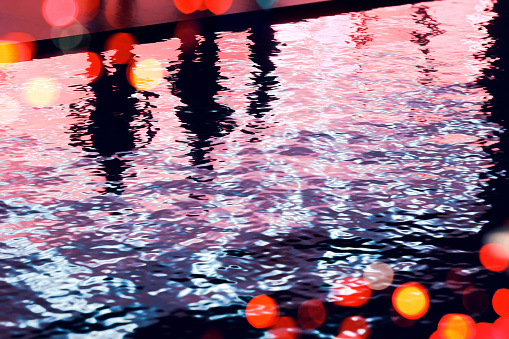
1,0,508,338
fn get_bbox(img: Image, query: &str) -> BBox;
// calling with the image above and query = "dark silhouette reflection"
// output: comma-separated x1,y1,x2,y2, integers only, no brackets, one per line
410,5,445,85
243,22,280,141
477,0,509,233
68,53,158,194
168,26,236,170
349,11,376,48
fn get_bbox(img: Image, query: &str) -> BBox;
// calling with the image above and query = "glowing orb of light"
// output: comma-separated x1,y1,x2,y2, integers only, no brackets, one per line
204,0,233,14
363,262,394,290
42,0,79,27
128,58,163,91
494,317,509,339
438,314,476,339
0,41,20,68
23,78,59,107
340,316,371,339
105,0,136,29
269,316,299,339
105,32,137,65
76,0,100,23
330,277,372,308
297,299,326,330
473,322,499,339
336,332,362,339
392,282,429,320
245,294,279,329
0,32,36,64
493,289,509,317
173,0,202,14
0,95,21,125
82,52,104,83
480,243,509,272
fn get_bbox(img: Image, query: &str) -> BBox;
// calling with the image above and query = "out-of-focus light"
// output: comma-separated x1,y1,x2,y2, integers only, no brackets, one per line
105,32,137,65
462,286,489,314
473,322,500,339
245,294,279,329
105,0,136,29
340,316,370,339
23,78,59,107
1,32,36,61
200,327,223,339
269,316,300,339
447,268,473,294
82,52,104,83
493,289,509,317
297,299,325,330
438,314,476,339
52,22,90,52
392,282,429,320
429,331,441,339
330,277,372,308
257,0,278,9
0,95,21,125
336,332,362,339
494,317,509,339
76,0,100,23
173,0,202,14
479,243,509,272
204,0,233,14
173,20,201,54
42,0,79,27
0,41,20,68
363,262,394,290
128,58,163,91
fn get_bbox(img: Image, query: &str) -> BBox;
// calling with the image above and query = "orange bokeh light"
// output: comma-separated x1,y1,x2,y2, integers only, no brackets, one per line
392,282,429,320
479,243,509,272
105,32,137,64
330,277,372,308
42,0,79,27
173,0,202,14
245,294,279,329
0,41,20,68
128,58,163,91
493,289,509,317
438,314,476,339
297,299,326,330
340,316,370,339
204,0,233,14
1,32,36,62
269,316,300,339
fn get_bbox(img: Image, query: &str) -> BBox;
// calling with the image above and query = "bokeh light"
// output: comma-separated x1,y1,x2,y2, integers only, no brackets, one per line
340,316,371,339
336,332,362,339
1,32,36,62
363,262,394,290
297,299,326,330
76,0,100,23
204,0,233,14
173,0,202,14
392,282,429,320
105,32,137,65
330,277,372,308
479,243,509,272
494,317,509,339
447,268,473,294
52,22,90,53
438,314,476,339
473,322,499,339
0,41,20,68
245,294,279,329
23,78,59,107
429,331,441,339
82,52,104,83
128,58,163,91
42,0,79,27
493,289,509,317
257,0,278,10
269,316,300,339
105,0,136,29
462,286,489,314
0,95,21,125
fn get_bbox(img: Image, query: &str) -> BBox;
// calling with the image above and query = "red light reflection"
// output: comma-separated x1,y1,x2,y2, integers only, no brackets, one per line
42,0,79,27
330,277,372,308
297,299,326,330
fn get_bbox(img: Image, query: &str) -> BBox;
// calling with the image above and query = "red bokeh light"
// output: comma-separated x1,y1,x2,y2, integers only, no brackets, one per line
105,32,137,64
494,317,509,339
473,322,500,339
42,0,79,27
76,0,100,23
105,0,136,29
269,316,300,339
83,52,104,83
1,33,36,61
340,316,371,339
479,243,509,272
330,277,372,308
204,0,233,14
336,332,362,339
297,299,326,330
462,286,489,314
245,295,279,329
173,0,202,14
493,289,509,317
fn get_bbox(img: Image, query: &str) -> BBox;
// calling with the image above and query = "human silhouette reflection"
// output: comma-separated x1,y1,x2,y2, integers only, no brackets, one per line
168,26,235,170
410,5,445,85
243,21,280,141
68,52,157,194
